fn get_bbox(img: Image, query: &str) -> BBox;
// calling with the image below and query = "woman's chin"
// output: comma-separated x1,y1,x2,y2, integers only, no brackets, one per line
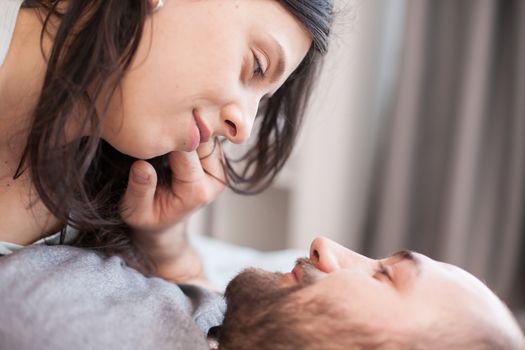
103,139,174,160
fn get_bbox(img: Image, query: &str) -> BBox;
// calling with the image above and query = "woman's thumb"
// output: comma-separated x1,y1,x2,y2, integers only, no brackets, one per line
120,160,157,227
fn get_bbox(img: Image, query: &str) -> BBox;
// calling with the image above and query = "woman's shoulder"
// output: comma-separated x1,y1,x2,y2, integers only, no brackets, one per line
0,0,24,67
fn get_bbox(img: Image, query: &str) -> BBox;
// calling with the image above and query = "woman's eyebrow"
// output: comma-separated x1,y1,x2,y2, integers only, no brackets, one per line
266,34,287,85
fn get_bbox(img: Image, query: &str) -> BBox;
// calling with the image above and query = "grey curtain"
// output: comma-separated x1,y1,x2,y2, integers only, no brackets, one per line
361,0,525,310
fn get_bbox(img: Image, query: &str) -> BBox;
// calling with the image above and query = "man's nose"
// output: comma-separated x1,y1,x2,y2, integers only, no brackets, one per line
218,99,257,144
309,236,375,273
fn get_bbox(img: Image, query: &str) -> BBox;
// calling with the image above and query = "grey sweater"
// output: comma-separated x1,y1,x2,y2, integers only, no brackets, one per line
0,245,225,350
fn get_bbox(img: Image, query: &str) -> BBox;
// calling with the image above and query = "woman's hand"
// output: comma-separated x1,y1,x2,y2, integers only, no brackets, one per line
119,139,225,282
120,139,225,233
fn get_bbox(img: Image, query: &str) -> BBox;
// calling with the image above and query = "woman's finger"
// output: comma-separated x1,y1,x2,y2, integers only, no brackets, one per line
197,138,226,186
168,150,205,183
120,160,158,228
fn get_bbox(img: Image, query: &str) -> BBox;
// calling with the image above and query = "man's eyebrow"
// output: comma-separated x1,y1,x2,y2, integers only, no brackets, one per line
267,35,287,86
390,250,421,275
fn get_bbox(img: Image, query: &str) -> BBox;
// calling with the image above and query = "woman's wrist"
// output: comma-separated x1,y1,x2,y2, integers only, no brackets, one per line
132,220,188,254
132,221,205,282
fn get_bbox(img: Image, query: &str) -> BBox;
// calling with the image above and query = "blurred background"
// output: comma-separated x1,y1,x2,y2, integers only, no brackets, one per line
189,0,525,327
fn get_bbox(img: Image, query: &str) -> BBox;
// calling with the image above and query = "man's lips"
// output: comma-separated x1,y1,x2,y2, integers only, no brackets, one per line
281,264,302,286
292,264,304,282
281,258,318,287
281,272,297,286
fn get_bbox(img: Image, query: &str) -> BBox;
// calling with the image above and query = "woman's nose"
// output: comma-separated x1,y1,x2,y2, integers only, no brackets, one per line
309,236,374,273
218,101,256,144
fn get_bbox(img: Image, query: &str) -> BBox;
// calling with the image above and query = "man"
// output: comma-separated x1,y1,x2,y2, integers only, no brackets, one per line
217,236,525,350
1,238,524,349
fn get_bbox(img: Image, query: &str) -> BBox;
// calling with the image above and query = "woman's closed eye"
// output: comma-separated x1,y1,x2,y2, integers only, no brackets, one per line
252,51,267,80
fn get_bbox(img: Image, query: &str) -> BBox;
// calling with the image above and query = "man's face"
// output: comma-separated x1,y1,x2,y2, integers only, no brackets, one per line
222,237,523,348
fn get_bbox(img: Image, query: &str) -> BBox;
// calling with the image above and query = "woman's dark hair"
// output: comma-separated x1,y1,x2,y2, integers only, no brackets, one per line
16,0,333,271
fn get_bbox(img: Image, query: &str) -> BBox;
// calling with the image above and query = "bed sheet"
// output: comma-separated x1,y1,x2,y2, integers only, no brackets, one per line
189,234,305,291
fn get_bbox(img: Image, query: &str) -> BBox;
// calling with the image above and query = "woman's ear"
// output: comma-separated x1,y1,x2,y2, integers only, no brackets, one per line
207,336,219,350
151,0,164,12
207,326,221,349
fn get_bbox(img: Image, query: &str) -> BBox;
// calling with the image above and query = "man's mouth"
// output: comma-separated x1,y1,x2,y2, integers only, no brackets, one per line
292,264,303,282
293,257,323,285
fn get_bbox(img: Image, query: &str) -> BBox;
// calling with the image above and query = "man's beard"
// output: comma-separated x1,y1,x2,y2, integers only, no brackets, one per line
217,258,323,348
223,257,319,313
223,268,294,316
221,258,320,327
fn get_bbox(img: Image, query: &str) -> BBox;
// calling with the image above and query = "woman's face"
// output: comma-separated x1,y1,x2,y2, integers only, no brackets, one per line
101,0,312,159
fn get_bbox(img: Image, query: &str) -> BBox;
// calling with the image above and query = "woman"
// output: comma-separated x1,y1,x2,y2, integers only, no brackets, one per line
0,0,333,281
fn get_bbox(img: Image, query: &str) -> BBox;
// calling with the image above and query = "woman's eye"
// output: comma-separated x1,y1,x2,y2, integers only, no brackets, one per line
252,52,266,80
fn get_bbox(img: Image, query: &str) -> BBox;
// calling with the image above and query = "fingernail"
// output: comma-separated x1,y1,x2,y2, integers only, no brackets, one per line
132,168,150,184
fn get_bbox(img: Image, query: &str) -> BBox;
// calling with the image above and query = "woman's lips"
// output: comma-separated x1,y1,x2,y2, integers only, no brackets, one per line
194,110,211,143
188,118,200,152
187,110,211,152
